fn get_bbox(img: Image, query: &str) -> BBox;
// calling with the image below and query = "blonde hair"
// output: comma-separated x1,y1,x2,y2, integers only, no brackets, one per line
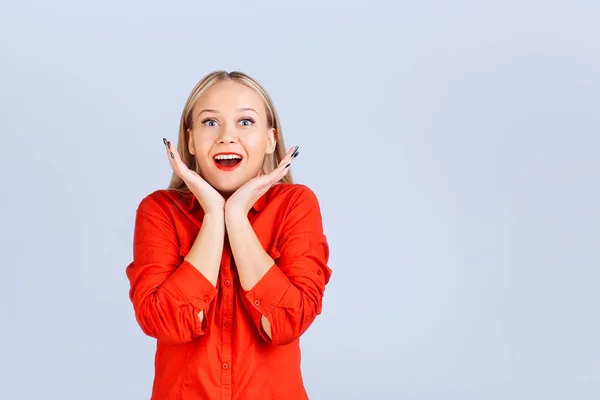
167,70,293,192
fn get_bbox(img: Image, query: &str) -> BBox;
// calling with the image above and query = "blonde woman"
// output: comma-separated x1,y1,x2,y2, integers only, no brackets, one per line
125,71,332,399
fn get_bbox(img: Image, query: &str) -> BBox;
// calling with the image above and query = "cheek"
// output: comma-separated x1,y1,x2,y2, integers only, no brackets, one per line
245,130,270,147
191,135,213,154
244,137,269,160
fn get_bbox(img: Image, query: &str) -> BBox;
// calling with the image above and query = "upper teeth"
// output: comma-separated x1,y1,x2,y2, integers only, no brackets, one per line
215,154,242,160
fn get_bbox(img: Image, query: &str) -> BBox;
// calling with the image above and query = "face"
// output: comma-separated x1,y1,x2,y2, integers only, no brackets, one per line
187,80,277,194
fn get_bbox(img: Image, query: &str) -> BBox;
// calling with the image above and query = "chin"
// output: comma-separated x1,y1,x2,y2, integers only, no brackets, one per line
215,183,241,195
207,165,260,193
208,175,245,194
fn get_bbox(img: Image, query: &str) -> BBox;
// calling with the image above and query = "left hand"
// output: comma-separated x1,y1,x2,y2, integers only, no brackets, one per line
225,145,299,216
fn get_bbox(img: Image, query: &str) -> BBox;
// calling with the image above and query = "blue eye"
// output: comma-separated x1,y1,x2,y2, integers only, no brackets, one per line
202,119,217,127
239,118,255,126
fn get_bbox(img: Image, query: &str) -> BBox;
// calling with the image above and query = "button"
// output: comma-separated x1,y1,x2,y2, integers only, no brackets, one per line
224,322,230,328
204,296,210,302
254,300,261,306
224,279,231,286
222,363,229,369
317,270,322,275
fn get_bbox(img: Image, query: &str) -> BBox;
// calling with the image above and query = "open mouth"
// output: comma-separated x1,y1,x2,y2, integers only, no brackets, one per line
213,153,243,171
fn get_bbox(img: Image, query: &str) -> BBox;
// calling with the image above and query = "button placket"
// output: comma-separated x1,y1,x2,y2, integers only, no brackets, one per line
222,276,232,332
220,247,233,391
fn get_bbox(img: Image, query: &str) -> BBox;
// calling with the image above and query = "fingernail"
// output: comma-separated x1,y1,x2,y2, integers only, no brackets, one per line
167,141,171,149
292,151,299,158
285,163,291,168
170,152,174,159
163,138,167,145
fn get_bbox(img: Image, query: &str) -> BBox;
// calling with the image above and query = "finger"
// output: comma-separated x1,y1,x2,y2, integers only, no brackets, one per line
283,145,299,164
276,145,295,167
164,138,187,176
276,145,299,171
274,160,293,183
274,169,288,184
268,161,289,183
163,138,176,167
291,146,299,159
263,146,295,183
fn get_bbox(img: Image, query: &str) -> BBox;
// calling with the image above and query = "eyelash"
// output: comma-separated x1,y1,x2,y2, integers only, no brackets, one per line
201,118,255,126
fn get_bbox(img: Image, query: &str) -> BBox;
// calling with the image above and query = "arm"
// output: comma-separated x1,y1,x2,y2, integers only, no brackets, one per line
224,209,275,338
185,211,224,321
225,186,332,345
125,196,224,345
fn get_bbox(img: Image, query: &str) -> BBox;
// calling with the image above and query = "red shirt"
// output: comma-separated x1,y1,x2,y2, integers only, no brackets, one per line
126,183,332,399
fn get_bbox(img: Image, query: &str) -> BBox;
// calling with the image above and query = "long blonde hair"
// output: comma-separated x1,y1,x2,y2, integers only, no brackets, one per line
167,70,293,192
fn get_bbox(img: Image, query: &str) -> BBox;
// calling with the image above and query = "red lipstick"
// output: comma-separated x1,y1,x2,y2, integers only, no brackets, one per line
213,152,243,171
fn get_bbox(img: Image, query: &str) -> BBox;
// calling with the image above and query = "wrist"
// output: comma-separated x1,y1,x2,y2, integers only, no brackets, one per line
224,207,248,225
203,210,225,221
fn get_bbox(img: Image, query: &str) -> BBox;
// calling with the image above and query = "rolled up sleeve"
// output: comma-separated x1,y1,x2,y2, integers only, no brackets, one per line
245,186,332,345
126,197,218,345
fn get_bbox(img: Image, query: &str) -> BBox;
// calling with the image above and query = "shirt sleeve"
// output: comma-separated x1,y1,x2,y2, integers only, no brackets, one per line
125,195,218,345
244,186,332,345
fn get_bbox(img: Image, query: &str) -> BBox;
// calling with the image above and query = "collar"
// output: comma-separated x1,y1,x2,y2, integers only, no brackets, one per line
183,189,269,212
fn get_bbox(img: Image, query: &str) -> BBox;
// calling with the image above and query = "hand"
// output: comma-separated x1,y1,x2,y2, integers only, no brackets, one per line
225,145,299,216
164,138,225,215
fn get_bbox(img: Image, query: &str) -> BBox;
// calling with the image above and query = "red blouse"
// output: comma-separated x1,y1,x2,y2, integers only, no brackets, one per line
125,183,332,399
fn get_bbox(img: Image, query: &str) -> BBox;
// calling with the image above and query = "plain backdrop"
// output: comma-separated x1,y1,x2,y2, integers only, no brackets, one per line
1,1,599,399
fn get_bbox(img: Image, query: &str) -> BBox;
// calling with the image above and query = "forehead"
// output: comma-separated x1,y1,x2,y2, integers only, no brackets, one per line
195,80,265,113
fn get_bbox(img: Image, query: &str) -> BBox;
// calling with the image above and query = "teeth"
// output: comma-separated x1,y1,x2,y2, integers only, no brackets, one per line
214,154,242,160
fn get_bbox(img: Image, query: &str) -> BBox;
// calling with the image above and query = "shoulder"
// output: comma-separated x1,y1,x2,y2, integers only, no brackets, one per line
267,184,324,223
270,184,327,238
270,183,321,207
136,189,190,216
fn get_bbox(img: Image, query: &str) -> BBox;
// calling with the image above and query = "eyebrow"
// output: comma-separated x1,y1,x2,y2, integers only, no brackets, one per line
197,107,259,119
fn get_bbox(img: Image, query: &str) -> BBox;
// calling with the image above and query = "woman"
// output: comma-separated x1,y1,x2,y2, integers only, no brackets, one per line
125,70,332,399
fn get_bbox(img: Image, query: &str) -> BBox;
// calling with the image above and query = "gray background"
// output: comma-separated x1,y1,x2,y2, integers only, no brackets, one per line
1,0,599,399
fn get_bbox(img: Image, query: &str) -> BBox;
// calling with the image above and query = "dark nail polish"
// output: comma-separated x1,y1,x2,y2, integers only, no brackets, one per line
163,138,167,145
170,152,174,159
293,151,299,158
285,163,291,168
167,141,171,149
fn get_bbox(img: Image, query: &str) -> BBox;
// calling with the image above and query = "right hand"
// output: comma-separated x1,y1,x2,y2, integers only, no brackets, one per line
164,138,225,215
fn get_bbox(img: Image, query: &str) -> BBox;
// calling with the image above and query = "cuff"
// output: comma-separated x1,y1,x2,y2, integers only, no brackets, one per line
163,260,218,311
245,263,291,316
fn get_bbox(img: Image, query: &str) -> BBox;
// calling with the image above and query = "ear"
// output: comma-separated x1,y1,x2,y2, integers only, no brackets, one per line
265,128,277,154
187,129,195,155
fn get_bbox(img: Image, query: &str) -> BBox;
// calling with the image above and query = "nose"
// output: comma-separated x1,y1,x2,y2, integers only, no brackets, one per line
216,123,239,144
